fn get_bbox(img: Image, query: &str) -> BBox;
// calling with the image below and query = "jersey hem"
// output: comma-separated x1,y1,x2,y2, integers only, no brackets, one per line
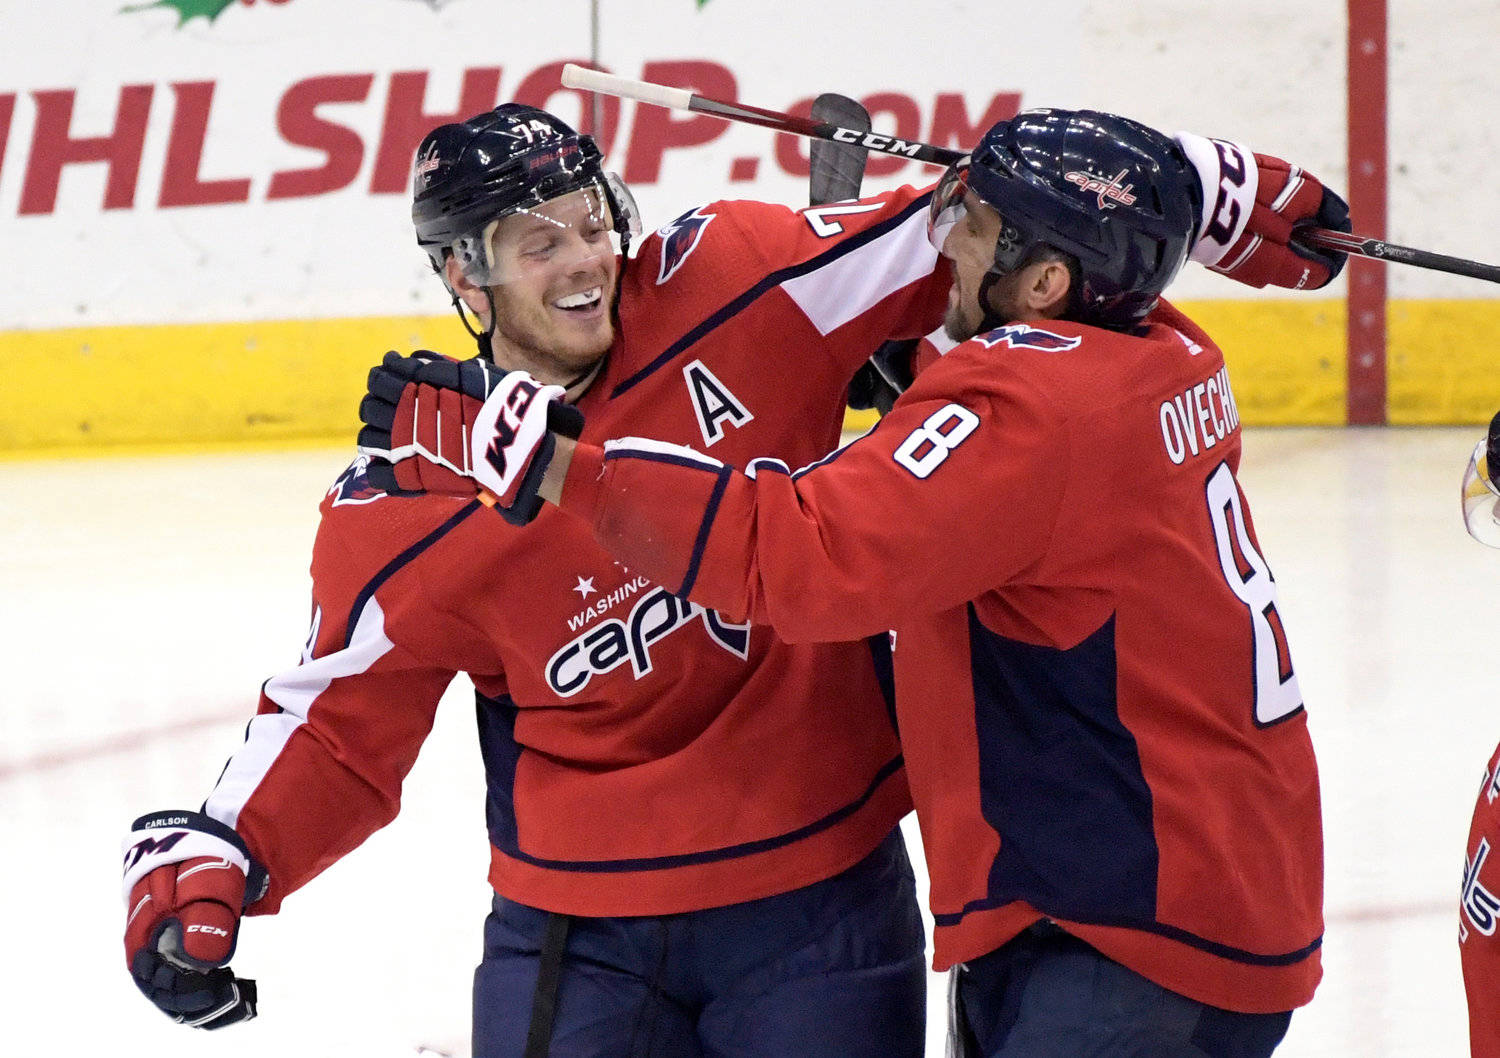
486,774,910,917
934,906,1321,1013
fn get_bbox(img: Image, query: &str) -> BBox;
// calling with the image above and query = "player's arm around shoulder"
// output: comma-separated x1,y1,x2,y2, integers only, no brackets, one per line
546,337,1073,642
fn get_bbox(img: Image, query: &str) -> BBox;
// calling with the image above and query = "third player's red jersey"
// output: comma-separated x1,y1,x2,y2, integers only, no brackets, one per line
1463,740,1500,1056
561,301,1325,1012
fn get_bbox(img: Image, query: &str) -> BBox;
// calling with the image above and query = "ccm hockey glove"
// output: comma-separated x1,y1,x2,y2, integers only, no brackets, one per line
121,811,268,1029
358,351,584,525
1178,132,1352,290
358,350,498,496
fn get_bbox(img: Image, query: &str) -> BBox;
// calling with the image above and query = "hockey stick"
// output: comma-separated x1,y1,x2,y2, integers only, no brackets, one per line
808,92,872,205
806,93,913,415
560,63,1500,285
561,64,962,168
1293,228,1500,284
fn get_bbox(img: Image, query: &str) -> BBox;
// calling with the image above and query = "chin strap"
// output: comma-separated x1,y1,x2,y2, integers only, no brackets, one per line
561,360,605,402
974,271,1010,335
452,289,500,360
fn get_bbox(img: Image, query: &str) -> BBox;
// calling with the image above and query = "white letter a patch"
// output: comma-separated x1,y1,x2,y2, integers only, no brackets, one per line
683,360,753,447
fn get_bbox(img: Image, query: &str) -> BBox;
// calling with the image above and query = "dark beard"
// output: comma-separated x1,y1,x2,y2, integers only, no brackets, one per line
942,301,980,343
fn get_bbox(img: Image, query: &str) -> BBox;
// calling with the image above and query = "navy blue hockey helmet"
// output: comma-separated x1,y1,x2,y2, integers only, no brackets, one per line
929,108,1201,330
412,103,640,286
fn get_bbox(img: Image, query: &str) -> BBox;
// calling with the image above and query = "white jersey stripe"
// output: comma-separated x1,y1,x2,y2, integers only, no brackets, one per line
205,597,396,830
781,207,938,337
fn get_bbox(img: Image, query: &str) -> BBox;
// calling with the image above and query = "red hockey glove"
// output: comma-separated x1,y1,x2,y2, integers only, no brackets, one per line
357,351,584,525
1177,132,1351,290
121,811,268,1029
358,350,499,496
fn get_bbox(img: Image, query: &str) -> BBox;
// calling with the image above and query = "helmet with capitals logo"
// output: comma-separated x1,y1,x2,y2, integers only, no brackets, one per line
928,108,1201,330
411,102,640,287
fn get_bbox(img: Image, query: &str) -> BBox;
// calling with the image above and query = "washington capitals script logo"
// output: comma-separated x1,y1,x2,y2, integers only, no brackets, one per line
656,207,715,285
976,324,1083,353
328,455,385,507
1064,168,1138,210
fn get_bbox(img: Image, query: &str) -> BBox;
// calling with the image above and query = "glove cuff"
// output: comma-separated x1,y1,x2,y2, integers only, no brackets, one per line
1175,131,1258,268
122,810,269,909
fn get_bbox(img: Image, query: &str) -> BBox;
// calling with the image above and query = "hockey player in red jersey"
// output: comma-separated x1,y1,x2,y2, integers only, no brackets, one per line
363,108,1343,1056
121,103,937,1055
1459,414,1500,1058
124,96,1345,1053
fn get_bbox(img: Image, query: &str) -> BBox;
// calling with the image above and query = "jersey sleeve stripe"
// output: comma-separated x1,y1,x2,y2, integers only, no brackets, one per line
601,436,725,469
780,206,938,336
679,464,733,599
343,499,482,650
745,457,791,480
609,194,932,398
204,595,396,829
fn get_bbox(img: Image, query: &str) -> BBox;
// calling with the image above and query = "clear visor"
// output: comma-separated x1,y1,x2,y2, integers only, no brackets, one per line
927,159,972,253
1462,439,1500,547
457,174,639,288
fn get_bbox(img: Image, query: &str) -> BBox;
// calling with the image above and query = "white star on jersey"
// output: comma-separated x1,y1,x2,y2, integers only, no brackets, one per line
573,576,596,598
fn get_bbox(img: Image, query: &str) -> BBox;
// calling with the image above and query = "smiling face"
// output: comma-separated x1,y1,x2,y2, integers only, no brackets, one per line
448,186,620,384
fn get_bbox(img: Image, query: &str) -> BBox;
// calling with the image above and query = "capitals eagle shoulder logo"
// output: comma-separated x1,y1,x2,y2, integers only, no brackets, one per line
975,324,1083,353
328,455,385,507
656,207,715,286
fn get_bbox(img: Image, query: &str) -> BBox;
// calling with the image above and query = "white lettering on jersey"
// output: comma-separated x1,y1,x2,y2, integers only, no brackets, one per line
546,587,751,698
566,575,651,631
1159,366,1239,465
1205,463,1302,726
801,202,884,238
893,404,979,479
1464,837,1500,939
683,359,753,447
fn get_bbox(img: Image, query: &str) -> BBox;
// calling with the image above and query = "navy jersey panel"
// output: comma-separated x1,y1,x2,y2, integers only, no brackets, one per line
965,609,1158,927
475,690,522,861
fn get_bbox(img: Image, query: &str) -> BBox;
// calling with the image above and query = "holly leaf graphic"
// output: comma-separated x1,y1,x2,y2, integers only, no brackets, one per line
120,0,237,26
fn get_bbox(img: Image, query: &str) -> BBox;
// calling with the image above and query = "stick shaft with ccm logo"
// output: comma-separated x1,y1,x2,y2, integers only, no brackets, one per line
560,64,1500,286
561,64,962,168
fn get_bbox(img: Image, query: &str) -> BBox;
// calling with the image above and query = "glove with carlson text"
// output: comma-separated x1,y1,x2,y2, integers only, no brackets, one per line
1177,132,1352,290
122,811,268,1029
357,351,584,525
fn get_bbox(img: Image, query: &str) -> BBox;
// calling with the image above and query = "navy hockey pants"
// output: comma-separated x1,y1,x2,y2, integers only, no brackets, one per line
952,922,1293,1058
472,827,926,1057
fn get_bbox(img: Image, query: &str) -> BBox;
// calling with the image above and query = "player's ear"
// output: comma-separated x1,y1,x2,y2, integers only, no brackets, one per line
1025,258,1073,320
445,256,491,320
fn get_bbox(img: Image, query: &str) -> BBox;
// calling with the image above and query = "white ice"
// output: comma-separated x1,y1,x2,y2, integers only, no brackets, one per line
0,426,1486,1056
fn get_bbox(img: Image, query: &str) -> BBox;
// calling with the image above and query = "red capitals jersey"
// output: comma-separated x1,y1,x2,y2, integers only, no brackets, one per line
1462,741,1500,1056
561,301,1325,1012
203,186,949,917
